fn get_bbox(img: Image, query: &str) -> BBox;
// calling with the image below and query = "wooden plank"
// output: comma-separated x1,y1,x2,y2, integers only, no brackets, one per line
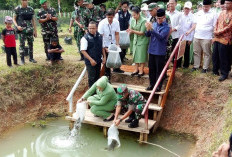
148,103,162,111
111,82,165,95
65,110,156,134
112,71,149,78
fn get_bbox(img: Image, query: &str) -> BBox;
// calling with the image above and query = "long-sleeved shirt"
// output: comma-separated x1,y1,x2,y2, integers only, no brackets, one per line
213,10,232,45
166,10,181,39
145,21,170,56
179,12,195,41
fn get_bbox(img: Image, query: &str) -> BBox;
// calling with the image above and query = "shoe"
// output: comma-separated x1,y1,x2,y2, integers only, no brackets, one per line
60,56,63,60
131,71,139,76
212,72,220,76
155,86,161,92
219,76,227,82
46,58,50,61
113,69,124,73
14,63,20,66
191,68,197,72
128,119,139,128
29,59,37,63
201,69,208,73
125,112,136,123
103,114,115,122
146,85,154,91
8,65,13,68
137,72,144,78
21,57,25,65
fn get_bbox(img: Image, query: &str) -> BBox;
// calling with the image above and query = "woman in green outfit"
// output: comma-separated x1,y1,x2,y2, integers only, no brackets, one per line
127,7,149,77
80,76,117,121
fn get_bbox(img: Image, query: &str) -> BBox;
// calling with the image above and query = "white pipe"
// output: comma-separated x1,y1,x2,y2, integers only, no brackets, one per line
66,66,87,113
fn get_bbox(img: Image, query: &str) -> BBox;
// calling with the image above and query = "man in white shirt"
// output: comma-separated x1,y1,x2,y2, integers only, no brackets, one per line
166,0,182,68
179,1,195,68
98,8,121,79
187,0,217,73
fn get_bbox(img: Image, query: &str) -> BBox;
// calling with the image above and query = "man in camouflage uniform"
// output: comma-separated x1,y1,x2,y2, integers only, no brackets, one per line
74,0,91,61
37,0,58,61
85,0,102,24
113,84,147,128
13,0,37,64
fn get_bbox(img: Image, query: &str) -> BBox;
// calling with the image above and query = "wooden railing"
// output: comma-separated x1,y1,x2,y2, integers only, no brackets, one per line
142,35,184,129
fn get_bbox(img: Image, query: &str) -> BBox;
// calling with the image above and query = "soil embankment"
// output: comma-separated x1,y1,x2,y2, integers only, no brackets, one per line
0,64,232,157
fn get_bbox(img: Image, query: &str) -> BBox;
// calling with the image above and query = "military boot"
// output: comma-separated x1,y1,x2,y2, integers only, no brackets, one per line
128,119,139,128
29,52,37,63
125,112,136,123
21,56,25,65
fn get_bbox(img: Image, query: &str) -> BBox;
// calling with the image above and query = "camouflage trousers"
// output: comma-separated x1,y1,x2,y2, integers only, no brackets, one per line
74,27,85,52
119,102,145,120
19,32,34,59
42,32,58,59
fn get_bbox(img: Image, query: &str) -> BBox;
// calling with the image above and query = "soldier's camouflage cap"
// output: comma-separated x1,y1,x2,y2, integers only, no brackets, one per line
148,3,158,11
117,84,128,95
40,0,47,5
83,0,93,4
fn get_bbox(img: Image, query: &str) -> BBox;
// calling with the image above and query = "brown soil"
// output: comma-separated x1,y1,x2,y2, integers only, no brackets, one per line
160,71,232,157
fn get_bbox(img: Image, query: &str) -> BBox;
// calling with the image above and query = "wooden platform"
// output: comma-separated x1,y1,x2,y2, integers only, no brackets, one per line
112,71,149,78
111,82,165,95
66,109,156,134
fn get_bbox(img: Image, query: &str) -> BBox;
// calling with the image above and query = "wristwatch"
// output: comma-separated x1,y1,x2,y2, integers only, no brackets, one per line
119,119,123,122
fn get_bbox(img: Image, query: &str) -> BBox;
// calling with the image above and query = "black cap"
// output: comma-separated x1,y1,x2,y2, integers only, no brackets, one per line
157,8,165,17
221,0,225,4
203,0,212,5
225,0,232,2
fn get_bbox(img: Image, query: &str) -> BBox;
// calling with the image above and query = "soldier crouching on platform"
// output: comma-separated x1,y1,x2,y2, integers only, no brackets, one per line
113,84,147,128
13,0,37,64
37,0,58,61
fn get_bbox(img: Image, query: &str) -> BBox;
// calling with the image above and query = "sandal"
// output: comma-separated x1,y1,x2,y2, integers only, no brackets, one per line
131,71,139,76
138,72,144,78
103,114,115,122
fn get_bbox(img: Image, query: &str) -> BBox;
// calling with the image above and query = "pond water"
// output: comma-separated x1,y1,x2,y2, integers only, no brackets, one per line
0,119,195,157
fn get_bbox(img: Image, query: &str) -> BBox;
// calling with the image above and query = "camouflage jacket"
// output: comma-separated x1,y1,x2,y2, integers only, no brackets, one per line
14,5,34,31
117,89,146,108
75,6,91,30
89,5,102,23
37,7,58,34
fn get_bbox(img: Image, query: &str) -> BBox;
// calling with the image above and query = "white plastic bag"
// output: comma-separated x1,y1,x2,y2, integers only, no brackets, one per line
107,124,120,150
106,44,122,69
119,31,130,49
72,101,87,122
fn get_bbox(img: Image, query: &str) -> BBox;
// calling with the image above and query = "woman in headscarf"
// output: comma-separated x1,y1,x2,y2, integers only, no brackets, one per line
80,76,117,121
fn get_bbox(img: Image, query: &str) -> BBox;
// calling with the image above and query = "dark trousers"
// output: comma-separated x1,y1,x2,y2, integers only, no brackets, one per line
86,63,101,88
213,42,231,77
149,54,166,88
5,47,17,66
172,38,182,68
104,52,111,79
183,43,190,68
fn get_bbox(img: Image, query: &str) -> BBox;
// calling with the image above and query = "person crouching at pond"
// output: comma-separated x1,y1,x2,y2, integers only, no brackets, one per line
80,76,117,121
1,16,18,67
127,6,149,77
212,133,232,157
81,21,106,88
113,84,146,128
145,9,170,91
47,38,64,65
